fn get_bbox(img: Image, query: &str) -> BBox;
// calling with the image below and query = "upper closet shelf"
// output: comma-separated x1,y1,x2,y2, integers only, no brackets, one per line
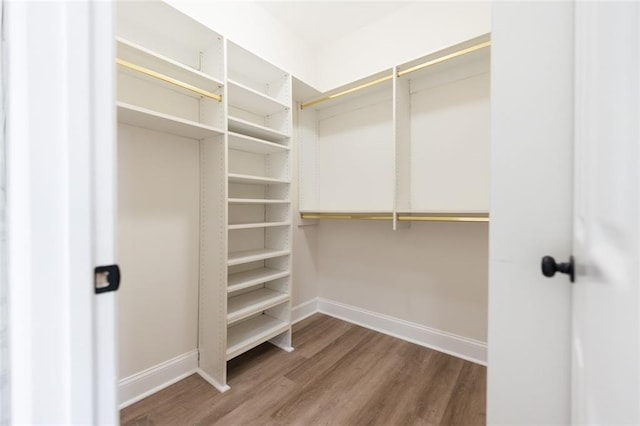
228,116,289,142
117,102,224,139
228,79,289,116
228,132,289,154
117,38,223,97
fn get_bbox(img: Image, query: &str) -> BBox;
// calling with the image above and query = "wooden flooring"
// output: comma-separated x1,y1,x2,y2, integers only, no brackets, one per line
121,314,486,425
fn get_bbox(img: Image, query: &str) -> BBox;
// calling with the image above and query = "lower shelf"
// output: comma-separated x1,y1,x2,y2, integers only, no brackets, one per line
226,315,289,360
227,288,289,325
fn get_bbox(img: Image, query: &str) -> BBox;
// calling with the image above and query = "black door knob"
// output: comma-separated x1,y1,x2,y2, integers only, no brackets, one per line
541,255,574,282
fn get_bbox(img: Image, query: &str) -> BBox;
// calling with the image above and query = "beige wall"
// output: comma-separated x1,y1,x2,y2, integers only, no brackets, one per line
317,220,489,342
118,125,200,378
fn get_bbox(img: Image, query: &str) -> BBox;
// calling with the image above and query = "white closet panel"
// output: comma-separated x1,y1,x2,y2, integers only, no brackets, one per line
408,53,490,213
300,74,395,213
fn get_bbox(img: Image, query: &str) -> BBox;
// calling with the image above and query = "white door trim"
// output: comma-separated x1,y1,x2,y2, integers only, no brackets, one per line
6,2,116,423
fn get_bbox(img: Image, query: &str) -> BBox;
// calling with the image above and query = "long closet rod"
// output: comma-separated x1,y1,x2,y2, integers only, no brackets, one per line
301,213,393,221
301,75,393,109
301,213,489,223
397,215,489,223
116,58,223,102
300,40,491,110
396,40,491,77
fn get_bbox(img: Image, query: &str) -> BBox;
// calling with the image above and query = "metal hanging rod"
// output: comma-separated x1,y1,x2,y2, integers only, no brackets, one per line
397,215,489,223
300,40,490,110
116,58,222,102
397,40,491,77
301,75,393,109
301,213,489,223
300,213,393,221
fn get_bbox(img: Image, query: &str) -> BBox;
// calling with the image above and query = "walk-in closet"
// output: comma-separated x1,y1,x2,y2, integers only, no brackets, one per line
117,0,490,422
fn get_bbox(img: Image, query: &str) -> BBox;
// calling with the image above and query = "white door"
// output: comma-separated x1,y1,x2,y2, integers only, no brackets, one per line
571,2,640,423
5,1,117,423
488,2,574,423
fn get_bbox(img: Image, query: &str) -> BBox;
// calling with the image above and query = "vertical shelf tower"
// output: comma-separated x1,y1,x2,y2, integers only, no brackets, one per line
224,41,294,364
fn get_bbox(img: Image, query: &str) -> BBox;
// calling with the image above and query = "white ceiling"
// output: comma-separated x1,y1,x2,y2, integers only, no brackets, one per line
257,1,414,49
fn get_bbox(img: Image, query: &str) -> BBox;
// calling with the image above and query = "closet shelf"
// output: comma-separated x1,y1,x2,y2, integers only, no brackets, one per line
117,102,224,139
228,267,290,294
228,198,290,205
228,116,289,142
117,38,223,97
227,288,289,325
228,248,290,266
228,221,290,230
228,79,289,116
228,173,290,185
228,132,290,154
226,315,289,360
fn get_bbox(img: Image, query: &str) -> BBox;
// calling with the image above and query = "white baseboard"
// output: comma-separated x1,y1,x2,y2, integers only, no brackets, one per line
296,297,487,365
291,298,319,324
196,368,230,393
119,350,198,409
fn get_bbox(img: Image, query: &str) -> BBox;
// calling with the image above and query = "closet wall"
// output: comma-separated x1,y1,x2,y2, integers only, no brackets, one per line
317,222,488,342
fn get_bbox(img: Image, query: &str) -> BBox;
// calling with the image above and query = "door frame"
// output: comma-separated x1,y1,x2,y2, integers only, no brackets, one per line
6,1,116,423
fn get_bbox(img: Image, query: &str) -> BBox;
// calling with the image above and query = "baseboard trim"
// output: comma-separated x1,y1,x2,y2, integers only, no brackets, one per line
304,297,487,365
196,369,230,393
119,350,198,409
291,298,319,324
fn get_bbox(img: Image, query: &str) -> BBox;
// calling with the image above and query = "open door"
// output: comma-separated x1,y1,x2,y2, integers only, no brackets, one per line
571,2,640,423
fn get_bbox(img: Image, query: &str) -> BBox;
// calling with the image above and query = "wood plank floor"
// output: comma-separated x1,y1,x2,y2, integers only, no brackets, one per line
121,314,486,425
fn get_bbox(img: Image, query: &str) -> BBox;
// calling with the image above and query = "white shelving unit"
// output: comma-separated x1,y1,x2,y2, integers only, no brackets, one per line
226,40,294,361
298,36,491,221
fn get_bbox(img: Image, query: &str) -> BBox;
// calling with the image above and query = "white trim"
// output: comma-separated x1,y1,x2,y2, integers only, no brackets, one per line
291,298,319,324
119,351,198,409
196,368,231,394
297,297,487,365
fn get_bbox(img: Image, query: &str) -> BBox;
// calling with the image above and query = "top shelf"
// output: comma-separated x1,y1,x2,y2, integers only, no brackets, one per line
117,38,223,95
227,41,287,86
